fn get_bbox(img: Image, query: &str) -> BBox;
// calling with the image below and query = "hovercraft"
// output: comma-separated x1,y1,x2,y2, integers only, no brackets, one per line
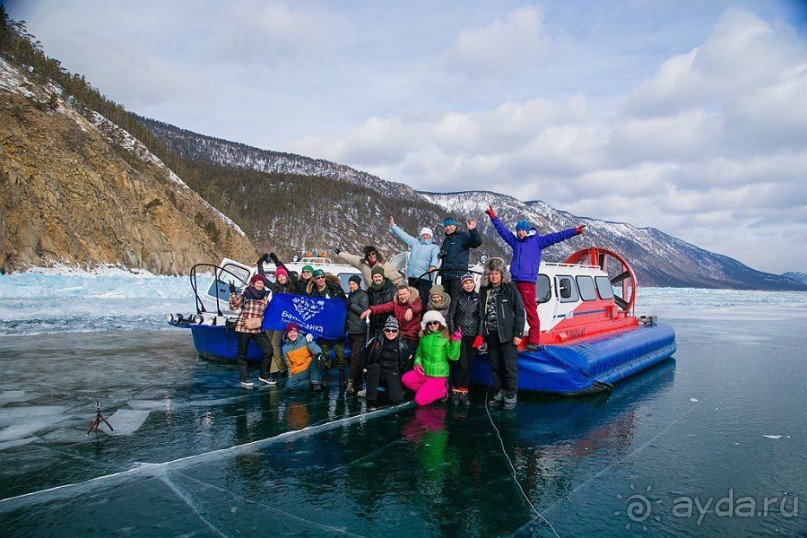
469,247,676,395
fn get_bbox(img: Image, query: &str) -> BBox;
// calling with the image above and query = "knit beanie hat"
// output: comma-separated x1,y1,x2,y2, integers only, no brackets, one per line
311,269,325,278
349,274,362,286
285,322,300,333
461,273,475,283
250,274,267,285
371,266,385,276
301,265,314,273
419,227,433,237
420,310,447,331
442,217,458,227
515,220,530,232
275,267,288,277
384,317,399,331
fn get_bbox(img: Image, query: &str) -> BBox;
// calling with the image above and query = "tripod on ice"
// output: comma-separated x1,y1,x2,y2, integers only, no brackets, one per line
87,400,114,435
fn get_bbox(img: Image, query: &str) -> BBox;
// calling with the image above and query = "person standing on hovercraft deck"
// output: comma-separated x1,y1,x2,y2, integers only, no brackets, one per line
479,257,525,410
439,216,482,303
228,274,274,389
485,205,585,351
257,252,297,384
345,274,369,394
306,269,348,387
334,245,406,287
389,215,440,310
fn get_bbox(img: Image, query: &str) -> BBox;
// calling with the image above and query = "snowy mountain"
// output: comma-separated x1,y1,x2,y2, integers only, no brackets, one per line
140,120,804,290
781,272,807,286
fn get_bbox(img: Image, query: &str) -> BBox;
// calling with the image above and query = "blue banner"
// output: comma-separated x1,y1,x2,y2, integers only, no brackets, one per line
262,293,347,340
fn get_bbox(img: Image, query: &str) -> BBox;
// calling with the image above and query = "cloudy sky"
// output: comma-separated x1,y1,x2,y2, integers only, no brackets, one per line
6,0,807,274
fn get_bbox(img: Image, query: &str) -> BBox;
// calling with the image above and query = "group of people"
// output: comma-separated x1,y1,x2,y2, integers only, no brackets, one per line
228,207,585,410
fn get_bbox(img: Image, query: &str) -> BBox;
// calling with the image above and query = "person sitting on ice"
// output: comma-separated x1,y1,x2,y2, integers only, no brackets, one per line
402,311,461,406
361,284,422,346
388,215,440,309
282,322,325,391
228,273,274,389
334,245,406,287
484,205,585,351
359,317,413,410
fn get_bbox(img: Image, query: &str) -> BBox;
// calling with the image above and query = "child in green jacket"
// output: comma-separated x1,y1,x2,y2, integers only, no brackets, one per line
402,310,461,405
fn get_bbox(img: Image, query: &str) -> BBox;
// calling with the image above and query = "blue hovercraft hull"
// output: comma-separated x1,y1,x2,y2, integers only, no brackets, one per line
470,322,676,395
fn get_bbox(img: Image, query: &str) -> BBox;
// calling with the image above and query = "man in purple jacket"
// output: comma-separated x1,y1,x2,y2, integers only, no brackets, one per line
485,205,585,350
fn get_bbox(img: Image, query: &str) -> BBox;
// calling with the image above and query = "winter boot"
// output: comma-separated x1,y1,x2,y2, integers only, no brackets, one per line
461,392,471,406
503,391,517,410
492,389,505,405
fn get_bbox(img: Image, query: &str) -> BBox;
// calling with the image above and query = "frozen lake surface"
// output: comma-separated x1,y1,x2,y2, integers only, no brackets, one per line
1,272,806,536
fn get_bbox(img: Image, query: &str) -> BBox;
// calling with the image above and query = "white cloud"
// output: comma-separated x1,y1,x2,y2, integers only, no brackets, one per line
444,6,549,78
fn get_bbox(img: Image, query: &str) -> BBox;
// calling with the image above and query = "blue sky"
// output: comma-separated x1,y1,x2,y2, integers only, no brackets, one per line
6,0,807,274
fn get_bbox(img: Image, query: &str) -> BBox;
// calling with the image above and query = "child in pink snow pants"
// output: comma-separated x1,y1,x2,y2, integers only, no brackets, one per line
402,310,461,405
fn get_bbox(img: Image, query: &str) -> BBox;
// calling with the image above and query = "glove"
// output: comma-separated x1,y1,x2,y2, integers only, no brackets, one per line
415,364,425,376
450,328,463,342
269,252,279,262
228,281,236,294
333,246,341,255
305,333,314,343
257,253,270,265
484,205,496,219
576,224,586,234
472,334,485,349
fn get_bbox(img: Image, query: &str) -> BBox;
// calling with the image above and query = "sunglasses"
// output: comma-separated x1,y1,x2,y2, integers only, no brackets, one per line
314,276,325,280
384,329,399,334
427,321,441,326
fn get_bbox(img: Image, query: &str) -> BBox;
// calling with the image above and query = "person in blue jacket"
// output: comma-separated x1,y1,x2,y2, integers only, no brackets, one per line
485,205,585,350
389,215,440,310
439,216,482,302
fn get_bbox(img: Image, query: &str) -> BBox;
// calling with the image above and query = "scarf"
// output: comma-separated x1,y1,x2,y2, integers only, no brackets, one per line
428,294,451,312
242,286,269,301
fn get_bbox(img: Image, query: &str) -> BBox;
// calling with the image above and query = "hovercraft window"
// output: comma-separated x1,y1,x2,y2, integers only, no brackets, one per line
595,276,615,300
536,274,551,303
556,275,579,303
576,275,598,301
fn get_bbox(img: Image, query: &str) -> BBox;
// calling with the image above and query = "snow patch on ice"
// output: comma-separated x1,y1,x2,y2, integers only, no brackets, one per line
763,435,783,440
106,409,151,436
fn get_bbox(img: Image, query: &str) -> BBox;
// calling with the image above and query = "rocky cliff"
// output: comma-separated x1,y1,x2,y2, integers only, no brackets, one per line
0,58,256,274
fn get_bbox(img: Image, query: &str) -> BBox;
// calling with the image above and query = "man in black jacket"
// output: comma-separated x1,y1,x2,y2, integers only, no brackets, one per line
360,317,413,409
365,266,396,337
439,216,482,302
479,257,525,409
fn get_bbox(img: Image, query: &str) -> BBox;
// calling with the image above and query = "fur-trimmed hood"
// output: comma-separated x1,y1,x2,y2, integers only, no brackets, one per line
480,257,512,287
